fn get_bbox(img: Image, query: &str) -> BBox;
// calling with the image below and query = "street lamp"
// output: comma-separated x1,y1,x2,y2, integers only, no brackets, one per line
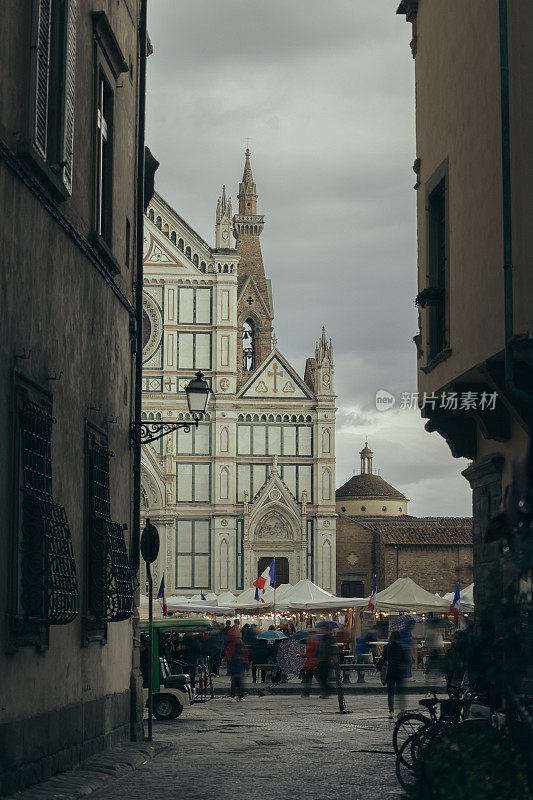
131,371,210,445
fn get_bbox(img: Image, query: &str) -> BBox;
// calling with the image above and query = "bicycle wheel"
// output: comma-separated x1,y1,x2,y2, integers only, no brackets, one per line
395,739,417,791
393,712,430,758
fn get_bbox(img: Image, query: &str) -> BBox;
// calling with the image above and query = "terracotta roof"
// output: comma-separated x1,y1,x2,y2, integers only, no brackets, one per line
336,473,407,500
361,517,473,546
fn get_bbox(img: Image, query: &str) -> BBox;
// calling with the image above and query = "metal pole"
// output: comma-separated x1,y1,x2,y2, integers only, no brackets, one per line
147,561,153,742
334,650,350,715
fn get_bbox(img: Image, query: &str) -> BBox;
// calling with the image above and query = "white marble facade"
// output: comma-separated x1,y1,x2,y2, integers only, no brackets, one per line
141,189,337,596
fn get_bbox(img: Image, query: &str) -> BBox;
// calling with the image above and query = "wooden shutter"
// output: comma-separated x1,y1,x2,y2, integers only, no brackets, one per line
29,0,52,159
59,0,77,193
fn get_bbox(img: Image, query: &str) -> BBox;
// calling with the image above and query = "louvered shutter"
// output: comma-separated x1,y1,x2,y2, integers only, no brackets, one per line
59,0,77,194
29,0,51,160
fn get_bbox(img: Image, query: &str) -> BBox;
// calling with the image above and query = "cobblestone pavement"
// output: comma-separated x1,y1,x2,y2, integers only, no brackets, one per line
89,691,415,800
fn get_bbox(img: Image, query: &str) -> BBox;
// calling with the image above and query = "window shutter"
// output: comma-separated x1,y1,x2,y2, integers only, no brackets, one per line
60,0,77,193
29,0,52,160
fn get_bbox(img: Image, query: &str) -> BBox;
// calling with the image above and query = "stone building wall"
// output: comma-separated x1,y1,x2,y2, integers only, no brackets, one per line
381,544,473,597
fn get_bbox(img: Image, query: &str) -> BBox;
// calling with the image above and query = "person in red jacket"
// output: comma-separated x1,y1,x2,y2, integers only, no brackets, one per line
300,633,320,697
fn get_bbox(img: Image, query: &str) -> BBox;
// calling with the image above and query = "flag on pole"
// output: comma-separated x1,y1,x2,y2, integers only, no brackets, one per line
450,584,460,623
367,577,377,612
253,559,276,597
157,574,167,616
201,592,207,601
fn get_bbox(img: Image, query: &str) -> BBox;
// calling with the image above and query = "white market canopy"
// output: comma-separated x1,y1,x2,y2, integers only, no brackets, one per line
373,577,450,613
234,583,294,611
165,597,236,615
277,579,334,611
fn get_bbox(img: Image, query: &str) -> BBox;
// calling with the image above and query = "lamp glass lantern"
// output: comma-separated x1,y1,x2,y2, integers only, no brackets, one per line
185,370,210,417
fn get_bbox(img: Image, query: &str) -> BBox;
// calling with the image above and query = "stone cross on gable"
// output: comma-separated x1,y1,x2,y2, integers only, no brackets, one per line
268,362,284,392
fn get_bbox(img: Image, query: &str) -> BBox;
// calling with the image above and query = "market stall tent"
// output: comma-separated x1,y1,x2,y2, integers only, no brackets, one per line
276,579,335,611
373,577,450,613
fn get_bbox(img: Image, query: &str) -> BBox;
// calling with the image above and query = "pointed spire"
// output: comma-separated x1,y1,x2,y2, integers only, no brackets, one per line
238,147,257,214
242,148,253,184
315,326,333,365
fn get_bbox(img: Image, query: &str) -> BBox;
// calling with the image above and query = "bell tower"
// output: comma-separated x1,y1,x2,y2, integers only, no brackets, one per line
233,148,274,384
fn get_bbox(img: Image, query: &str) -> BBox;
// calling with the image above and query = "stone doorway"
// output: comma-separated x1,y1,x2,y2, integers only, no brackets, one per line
257,556,289,589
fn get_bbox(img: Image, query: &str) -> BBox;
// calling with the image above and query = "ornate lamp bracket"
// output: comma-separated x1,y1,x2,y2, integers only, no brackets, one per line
130,417,199,446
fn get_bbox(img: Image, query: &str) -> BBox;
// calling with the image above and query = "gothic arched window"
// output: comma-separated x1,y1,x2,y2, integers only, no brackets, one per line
243,318,255,372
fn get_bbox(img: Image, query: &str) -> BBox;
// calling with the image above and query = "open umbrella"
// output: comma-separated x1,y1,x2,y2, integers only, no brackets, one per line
257,630,287,640
276,640,305,676
389,614,423,632
290,630,313,641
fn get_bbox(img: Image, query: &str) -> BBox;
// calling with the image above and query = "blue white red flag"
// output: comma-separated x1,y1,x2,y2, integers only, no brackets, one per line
450,584,460,623
157,574,167,616
367,578,377,612
253,559,276,598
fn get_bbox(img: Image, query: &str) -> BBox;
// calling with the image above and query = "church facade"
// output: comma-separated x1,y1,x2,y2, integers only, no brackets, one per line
141,151,337,596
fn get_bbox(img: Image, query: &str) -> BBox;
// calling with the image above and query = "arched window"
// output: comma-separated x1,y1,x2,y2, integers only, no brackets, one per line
322,468,331,501
178,238,184,252
220,467,229,500
200,260,206,272
219,539,229,590
148,209,154,221
322,539,332,592
193,253,199,266
163,223,169,236
156,216,162,229
185,246,191,259
220,426,229,452
322,428,331,454
171,231,176,244
243,318,255,372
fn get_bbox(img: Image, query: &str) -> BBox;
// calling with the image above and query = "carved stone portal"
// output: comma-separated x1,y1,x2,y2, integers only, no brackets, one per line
254,512,291,540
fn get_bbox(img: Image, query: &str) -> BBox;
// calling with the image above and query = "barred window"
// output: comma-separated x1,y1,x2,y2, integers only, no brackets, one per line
13,387,79,646
86,432,133,639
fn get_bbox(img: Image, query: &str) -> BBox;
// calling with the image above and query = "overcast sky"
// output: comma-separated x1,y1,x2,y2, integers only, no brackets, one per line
146,0,472,517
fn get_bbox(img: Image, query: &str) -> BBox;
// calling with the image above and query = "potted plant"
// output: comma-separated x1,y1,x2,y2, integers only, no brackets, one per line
414,286,445,308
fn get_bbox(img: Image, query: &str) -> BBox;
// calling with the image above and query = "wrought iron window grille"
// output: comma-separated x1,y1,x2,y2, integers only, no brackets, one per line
18,400,79,626
87,435,134,622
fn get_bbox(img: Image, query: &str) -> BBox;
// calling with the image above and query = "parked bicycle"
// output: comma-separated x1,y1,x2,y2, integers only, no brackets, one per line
393,688,489,790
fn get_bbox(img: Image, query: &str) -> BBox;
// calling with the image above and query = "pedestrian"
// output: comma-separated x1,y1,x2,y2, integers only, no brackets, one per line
208,623,225,677
316,628,336,698
229,636,248,702
444,629,468,692
299,633,320,696
377,630,408,718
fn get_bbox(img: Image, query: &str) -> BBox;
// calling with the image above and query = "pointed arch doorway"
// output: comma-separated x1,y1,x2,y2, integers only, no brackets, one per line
257,556,289,589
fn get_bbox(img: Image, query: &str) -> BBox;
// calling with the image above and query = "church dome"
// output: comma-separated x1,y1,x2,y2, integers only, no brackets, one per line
336,473,407,501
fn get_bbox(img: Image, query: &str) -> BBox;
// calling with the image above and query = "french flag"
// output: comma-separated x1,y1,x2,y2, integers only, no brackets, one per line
253,559,276,597
157,574,167,616
450,584,460,623
367,578,377,612
254,586,266,603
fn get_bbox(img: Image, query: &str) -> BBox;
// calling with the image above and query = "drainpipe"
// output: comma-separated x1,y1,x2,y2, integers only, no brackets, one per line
132,0,147,574
499,0,533,405
395,546,399,580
